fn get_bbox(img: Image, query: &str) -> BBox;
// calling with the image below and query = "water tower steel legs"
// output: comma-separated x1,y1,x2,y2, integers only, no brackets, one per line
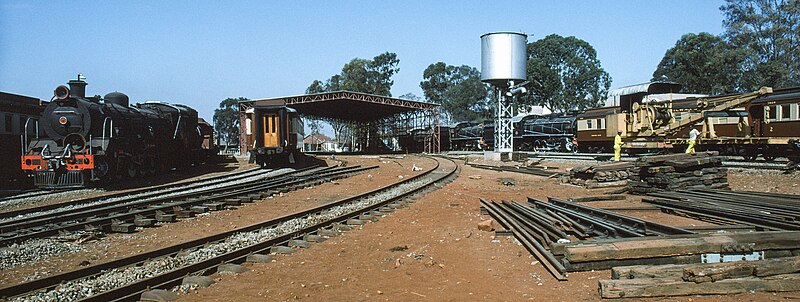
495,87,514,153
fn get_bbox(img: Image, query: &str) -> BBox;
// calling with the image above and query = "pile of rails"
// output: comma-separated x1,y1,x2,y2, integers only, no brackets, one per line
563,152,728,193
644,189,800,231
479,197,693,280
628,151,729,194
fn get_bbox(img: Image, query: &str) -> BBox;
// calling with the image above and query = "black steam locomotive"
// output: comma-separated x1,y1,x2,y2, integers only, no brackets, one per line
21,77,205,188
513,112,577,152
400,113,576,153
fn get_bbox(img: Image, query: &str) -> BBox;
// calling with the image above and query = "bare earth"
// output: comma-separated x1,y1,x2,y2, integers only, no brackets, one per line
3,155,800,301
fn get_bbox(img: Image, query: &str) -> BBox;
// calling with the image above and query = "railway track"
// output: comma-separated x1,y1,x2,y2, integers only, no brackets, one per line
0,167,264,212
0,155,458,302
0,165,374,246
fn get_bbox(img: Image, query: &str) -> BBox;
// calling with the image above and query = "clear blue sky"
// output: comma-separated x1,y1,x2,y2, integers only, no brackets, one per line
0,1,725,121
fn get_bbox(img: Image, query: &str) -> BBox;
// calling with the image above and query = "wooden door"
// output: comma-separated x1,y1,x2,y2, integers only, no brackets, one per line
263,114,279,147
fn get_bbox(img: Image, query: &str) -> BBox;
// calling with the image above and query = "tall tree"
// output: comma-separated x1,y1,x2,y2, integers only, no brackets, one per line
314,52,400,97
399,92,421,101
525,34,611,113
213,97,247,149
721,0,800,89
306,52,400,144
652,32,745,94
420,62,490,122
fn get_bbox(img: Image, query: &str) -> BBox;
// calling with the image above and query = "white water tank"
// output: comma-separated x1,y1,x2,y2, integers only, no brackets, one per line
480,32,527,85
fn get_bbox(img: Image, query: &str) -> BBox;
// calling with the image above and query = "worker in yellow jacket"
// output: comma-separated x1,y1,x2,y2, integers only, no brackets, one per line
614,130,623,161
686,128,700,153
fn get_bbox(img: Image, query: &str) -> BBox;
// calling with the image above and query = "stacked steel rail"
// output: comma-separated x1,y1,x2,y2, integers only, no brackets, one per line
0,156,458,301
480,198,694,280
0,165,375,246
643,189,800,231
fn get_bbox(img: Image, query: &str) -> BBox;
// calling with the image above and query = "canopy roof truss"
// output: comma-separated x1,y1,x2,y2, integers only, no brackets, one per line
239,91,440,153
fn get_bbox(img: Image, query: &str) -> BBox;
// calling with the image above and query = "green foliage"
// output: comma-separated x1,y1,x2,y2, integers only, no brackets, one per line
213,97,247,146
305,52,400,143
652,33,746,94
303,115,323,135
306,80,326,94
307,52,400,96
420,62,490,122
398,92,421,101
525,34,611,113
721,0,800,90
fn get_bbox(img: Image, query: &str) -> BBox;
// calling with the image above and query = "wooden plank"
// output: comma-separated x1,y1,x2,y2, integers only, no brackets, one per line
564,236,738,263
565,255,699,272
683,256,800,283
635,151,718,164
585,180,629,189
612,263,687,279
599,273,800,299
557,231,800,262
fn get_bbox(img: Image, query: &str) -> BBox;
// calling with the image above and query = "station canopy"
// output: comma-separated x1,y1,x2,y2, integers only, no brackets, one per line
239,91,441,153
243,91,437,122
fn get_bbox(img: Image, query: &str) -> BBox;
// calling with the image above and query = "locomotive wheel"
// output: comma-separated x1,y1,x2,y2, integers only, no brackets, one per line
146,158,157,176
115,161,126,180
94,158,110,179
127,163,138,178
763,154,776,162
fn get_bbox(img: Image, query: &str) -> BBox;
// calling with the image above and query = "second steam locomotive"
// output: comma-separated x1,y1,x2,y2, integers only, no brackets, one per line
21,77,210,188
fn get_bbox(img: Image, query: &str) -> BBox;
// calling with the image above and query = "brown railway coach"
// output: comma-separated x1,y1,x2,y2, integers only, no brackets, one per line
576,106,620,153
241,104,303,167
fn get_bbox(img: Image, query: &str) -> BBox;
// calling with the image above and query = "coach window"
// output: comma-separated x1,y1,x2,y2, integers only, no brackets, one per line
780,104,791,121
587,119,593,129
765,105,777,121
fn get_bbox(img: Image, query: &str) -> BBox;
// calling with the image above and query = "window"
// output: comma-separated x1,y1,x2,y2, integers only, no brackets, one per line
781,104,791,120
587,119,593,129
765,105,777,120
794,104,800,120
597,118,605,129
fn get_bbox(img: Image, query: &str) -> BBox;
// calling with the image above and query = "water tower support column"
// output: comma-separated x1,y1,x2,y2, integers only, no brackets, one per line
495,86,514,152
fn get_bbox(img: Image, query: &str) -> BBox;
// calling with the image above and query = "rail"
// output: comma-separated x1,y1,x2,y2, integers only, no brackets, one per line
0,156,457,301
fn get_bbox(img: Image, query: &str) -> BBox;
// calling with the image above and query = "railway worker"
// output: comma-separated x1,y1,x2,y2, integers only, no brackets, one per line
613,130,623,161
686,128,701,153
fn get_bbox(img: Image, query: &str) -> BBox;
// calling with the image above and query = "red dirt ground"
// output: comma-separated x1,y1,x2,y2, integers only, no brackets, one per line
3,155,799,301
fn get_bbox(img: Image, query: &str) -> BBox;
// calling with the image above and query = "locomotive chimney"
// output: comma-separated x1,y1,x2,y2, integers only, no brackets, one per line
67,74,87,98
